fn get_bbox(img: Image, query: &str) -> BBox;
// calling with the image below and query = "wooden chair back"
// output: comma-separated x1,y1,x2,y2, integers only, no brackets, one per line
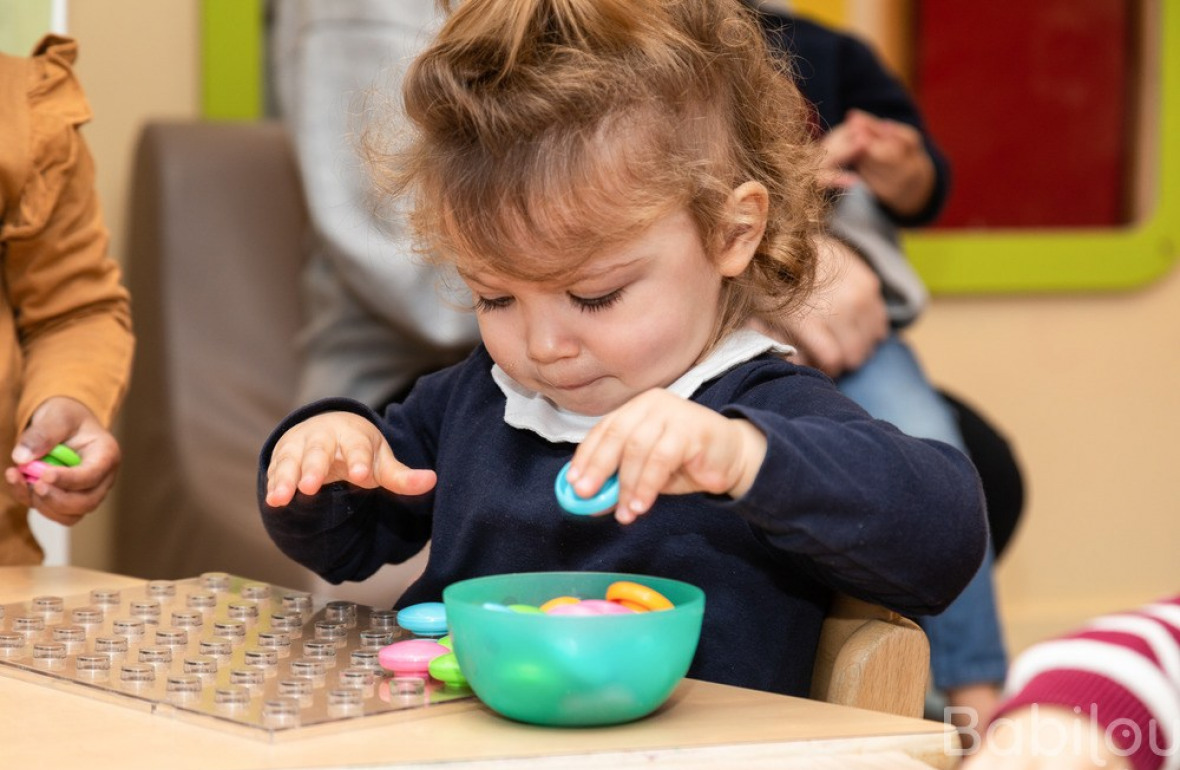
810,594,930,718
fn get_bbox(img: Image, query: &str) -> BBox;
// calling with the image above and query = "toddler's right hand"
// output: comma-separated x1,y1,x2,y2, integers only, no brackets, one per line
264,411,437,507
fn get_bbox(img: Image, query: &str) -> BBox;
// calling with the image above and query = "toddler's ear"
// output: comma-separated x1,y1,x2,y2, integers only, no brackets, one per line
718,181,769,277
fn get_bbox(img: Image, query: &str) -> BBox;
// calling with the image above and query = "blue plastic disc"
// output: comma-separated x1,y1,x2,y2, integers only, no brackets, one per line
397,601,448,637
554,460,619,517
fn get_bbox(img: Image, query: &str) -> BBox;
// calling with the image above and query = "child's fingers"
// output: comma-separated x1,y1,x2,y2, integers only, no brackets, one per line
4,467,32,506
266,411,418,507
5,461,109,521
616,425,683,524
294,433,336,496
23,479,111,523
329,424,437,495
572,391,683,523
610,414,670,516
371,444,437,496
28,460,113,495
265,449,305,507
266,429,320,506
570,410,634,500
21,488,87,527
337,431,379,486
573,392,741,523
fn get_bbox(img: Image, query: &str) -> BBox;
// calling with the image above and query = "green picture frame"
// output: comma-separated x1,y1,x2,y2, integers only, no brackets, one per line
200,0,1179,293
904,0,1178,293
200,0,263,122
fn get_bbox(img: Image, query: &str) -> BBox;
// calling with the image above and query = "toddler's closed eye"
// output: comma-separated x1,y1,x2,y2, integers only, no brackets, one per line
473,295,514,312
570,288,624,313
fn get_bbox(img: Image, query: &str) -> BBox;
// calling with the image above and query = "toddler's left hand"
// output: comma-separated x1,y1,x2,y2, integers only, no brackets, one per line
567,390,767,525
3,396,121,526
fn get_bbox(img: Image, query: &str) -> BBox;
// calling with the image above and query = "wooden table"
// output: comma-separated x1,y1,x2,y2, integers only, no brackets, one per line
0,567,959,769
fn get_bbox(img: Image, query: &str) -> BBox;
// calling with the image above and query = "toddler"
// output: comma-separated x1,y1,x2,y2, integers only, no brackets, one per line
260,0,987,696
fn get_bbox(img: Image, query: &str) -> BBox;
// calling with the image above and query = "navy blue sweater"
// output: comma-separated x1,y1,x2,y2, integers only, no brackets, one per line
259,346,986,696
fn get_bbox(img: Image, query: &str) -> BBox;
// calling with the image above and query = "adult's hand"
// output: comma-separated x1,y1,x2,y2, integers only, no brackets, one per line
757,235,888,378
821,109,937,219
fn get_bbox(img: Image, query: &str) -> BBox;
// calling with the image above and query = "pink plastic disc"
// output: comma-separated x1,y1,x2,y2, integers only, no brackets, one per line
378,639,449,677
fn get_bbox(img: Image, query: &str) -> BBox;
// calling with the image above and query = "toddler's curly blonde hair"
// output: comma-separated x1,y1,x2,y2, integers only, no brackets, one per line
367,0,826,343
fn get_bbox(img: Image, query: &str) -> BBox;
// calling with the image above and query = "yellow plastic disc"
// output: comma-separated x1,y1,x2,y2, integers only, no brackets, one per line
605,581,673,612
539,596,581,614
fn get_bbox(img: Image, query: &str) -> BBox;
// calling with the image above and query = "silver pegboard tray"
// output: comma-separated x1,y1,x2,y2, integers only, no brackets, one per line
0,573,473,740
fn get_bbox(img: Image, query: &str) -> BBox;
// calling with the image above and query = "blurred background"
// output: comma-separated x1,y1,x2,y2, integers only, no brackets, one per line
2,0,1177,657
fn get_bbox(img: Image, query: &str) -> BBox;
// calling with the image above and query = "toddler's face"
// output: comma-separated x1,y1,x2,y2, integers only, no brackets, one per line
460,207,726,416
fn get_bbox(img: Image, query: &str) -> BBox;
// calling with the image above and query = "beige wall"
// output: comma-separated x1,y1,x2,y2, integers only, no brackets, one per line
64,0,201,567
57,2,1179,657
910,265,1180,654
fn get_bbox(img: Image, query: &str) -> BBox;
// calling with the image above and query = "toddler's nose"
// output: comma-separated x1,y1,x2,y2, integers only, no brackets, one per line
524,312,578,363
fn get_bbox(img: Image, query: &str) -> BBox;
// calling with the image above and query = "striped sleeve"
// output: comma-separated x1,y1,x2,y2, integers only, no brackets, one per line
995,596,1180,770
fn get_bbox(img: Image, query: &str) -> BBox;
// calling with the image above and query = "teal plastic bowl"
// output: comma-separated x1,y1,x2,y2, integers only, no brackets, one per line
443,571,705,726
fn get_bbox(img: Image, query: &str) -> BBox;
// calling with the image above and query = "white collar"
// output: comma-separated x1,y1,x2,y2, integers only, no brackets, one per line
490,329,795,444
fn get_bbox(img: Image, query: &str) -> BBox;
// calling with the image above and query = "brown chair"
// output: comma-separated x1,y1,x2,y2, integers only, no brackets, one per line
114,121,426,605
811,594,930,718
114,121,308,586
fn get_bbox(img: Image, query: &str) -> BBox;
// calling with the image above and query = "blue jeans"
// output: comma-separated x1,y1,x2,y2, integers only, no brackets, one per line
838,335,1008,691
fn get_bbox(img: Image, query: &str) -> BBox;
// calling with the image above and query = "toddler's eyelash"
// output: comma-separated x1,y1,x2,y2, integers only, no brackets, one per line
473,290,624,313
572,289,624,313
473,295,513,312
